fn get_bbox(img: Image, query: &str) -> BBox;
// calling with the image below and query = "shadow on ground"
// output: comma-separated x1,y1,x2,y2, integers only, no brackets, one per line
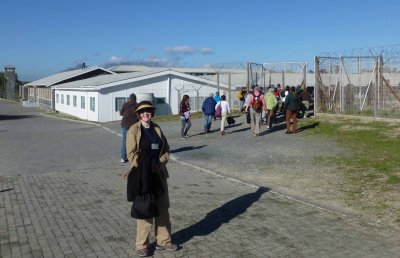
297,122,320,133
172,187,269,246
170,145,207,153
0,115,37,120
0,188,14,193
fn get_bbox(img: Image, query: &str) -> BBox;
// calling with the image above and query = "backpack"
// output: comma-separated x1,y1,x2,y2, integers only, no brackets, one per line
236,91,242,100
252,93,263,113
215,102,222,118
236,91,245,101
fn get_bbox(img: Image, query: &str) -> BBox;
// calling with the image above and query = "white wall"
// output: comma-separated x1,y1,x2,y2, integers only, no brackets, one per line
55,90,95,121
87,92,99,121
54,74,230,122
100,76,170,121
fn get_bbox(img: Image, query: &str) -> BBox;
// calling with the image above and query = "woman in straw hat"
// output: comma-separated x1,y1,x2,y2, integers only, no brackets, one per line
126,101,178,256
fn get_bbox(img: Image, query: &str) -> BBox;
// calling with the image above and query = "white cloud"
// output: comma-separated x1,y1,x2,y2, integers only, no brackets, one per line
102,55,178,68
165,45,195,55
109,56,125,63
165,45,214,56
144,56,178,66
199,48,214,55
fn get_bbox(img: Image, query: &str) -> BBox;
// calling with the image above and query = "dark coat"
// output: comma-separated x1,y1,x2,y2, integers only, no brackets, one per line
127,151,164,202
285,93,301,111
202,97,217,115
120,101,138,129
126,122,170,209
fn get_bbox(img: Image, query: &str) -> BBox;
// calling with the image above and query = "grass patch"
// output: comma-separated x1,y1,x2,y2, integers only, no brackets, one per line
300,118,400,179
387,175,400,184
152,111,204,123
299,117,400,225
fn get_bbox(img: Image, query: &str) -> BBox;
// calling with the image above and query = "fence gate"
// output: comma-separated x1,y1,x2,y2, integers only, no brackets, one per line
248,62,266,88
263,62,307,89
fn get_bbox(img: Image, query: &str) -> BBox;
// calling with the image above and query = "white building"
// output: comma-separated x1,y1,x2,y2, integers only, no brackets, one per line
24,67,114,110
52,70,230,122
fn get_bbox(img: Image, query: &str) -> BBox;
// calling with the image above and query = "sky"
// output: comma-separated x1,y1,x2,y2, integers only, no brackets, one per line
1,0,400,81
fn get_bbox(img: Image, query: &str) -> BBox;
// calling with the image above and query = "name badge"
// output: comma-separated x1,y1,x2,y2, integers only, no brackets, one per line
151,143,159,150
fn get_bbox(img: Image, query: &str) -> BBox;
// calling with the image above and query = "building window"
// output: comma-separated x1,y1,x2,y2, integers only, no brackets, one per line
90,97,95,112
61,94,64,104
81,96,85,109
155,97,166,104
73,95,77,107
67,95,70,106
115,97,128,112
56,94,59,104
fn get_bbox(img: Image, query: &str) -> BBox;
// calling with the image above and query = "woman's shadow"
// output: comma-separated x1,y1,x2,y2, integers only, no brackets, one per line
172,187,269,245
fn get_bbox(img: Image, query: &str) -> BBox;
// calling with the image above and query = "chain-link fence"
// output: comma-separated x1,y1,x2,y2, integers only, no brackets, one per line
264,62,307,88
199,62,248,111
315,53,400,119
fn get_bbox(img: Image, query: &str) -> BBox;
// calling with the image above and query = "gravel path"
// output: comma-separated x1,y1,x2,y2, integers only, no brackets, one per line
156,114,353,214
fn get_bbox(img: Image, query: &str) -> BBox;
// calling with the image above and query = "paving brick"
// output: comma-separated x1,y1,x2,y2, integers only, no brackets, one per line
1,100,400,257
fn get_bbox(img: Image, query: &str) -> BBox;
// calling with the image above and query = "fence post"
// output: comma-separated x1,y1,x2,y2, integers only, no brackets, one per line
228,72,232,107
374,57,380,118
314,56,319,115
217,73,220,94
196,89,199,112
247,62,250,91
282,63,285,88
340,57,344,113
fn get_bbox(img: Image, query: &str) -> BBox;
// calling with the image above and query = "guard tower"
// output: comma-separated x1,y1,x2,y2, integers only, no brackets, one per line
4,65,17,100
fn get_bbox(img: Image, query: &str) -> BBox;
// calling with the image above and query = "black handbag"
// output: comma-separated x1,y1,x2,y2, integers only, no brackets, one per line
131,192,159,219
227,116,236,125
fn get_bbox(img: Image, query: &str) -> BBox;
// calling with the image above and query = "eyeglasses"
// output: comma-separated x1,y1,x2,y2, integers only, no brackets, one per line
139,109,153,114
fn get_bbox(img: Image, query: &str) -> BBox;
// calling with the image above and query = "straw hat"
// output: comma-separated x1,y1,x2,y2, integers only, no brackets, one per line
135,101,156,113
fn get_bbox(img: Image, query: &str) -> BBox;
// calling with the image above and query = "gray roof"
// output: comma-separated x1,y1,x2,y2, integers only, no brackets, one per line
52,70,229,91
109,64,246,74
24,66,114,87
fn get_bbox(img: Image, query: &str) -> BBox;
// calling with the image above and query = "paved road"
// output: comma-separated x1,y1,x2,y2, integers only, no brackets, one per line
1,100,399,257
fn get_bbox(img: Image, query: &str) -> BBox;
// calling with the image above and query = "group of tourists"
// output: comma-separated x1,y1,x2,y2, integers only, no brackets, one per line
178,92,233,137
239,83,312,136
178,83,311,138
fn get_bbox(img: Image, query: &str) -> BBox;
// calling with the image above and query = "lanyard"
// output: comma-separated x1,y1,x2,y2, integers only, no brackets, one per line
143,126,157,144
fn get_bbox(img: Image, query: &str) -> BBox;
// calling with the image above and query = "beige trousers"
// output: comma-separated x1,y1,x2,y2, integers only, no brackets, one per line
250,108,262,135
136,207,172,250
135,177,172,250
220,112,227,131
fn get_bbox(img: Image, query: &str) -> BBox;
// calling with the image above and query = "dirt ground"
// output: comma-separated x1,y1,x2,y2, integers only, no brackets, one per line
161,113,400,231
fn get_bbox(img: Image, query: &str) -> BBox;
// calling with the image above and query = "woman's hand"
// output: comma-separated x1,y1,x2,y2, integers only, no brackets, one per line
153,162,165,173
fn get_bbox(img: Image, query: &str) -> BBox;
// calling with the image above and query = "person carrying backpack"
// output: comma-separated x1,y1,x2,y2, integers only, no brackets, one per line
245,86,266,136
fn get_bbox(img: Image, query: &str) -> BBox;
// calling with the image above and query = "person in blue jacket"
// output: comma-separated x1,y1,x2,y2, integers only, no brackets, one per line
202,93,217,132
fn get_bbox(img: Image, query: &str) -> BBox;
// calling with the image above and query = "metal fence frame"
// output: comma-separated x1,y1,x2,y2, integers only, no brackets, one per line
263,62,307,88
315,55,400,119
